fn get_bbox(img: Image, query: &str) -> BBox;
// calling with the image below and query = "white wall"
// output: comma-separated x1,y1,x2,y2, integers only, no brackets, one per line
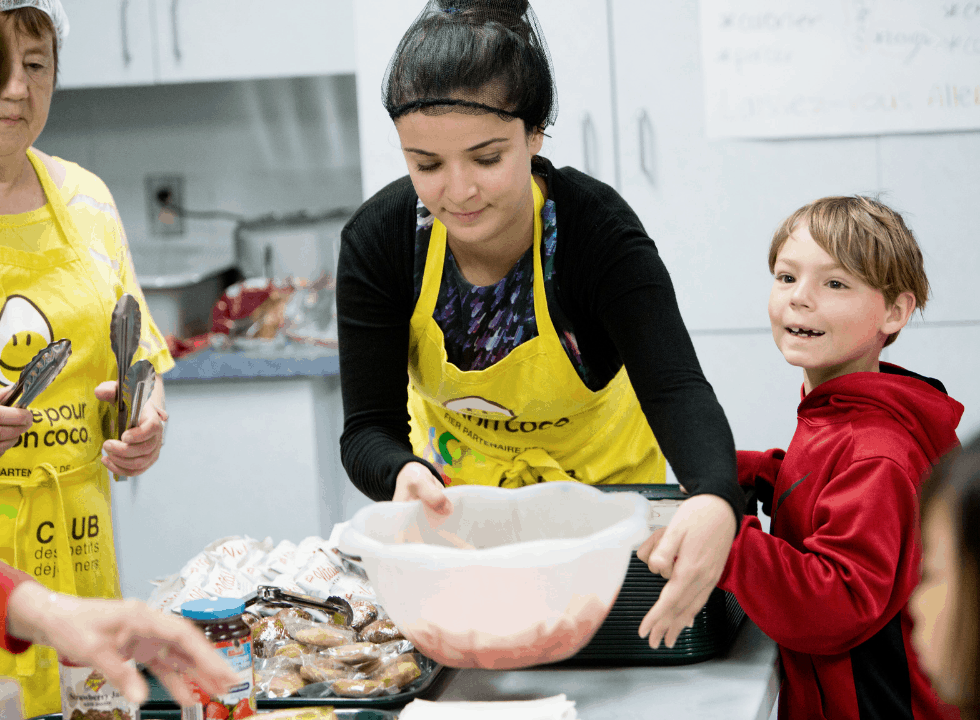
37,75,362,254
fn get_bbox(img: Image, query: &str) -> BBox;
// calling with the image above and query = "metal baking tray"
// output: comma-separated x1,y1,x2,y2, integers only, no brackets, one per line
31,711,398,720
559,484,753,666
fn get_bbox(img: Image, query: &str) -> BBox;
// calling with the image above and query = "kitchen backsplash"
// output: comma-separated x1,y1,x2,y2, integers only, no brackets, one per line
35,74,363,255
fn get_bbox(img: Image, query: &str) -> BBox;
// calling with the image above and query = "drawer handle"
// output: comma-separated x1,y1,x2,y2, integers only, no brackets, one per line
171,0,182,62
638,109,656,185
120,0,132,67
582,112,598,177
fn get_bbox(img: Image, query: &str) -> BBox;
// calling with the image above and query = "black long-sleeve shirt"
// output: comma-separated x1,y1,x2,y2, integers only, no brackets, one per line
337,157,742,525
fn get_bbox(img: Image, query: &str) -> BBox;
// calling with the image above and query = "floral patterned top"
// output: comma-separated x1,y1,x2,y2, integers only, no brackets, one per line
412,190,592,385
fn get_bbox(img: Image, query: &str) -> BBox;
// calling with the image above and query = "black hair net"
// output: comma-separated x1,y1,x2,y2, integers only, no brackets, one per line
382,0,558,132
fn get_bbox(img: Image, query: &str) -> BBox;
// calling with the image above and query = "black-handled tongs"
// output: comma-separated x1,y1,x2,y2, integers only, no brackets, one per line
1,339,72,409
249,585,354,627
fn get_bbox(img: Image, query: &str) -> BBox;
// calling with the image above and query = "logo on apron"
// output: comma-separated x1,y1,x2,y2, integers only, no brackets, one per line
443,396,515,417
0,295,53,386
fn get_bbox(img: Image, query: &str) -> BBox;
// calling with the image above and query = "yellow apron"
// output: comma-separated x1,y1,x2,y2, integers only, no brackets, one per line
408,180,667,487
0,150,122,717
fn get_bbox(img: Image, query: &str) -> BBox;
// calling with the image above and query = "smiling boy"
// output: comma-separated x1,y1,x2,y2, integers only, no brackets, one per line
715,197,965,719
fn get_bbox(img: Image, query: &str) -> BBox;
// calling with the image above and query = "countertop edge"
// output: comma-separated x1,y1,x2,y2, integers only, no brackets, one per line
164,349,339,382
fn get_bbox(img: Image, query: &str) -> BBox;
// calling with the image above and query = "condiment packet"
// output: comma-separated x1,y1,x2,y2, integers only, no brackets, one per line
210,535,269,568
201,565,252,599
240,563,269,588
295,552,342,597
146,574,184,611
171,578,214,610
269,573,305,595
267,540,299,577
178,551,215,580
329,573,376,603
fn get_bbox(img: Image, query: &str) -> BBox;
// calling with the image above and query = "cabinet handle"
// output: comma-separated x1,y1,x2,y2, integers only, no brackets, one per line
171,0,182,62
638,109,655,186
120,0,131,67
582,113,598,177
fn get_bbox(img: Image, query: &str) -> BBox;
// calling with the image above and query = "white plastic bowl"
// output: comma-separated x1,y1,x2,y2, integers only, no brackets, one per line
339,482,650,669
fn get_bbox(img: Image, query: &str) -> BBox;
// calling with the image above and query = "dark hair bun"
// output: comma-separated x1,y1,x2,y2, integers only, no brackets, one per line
437,0,530,20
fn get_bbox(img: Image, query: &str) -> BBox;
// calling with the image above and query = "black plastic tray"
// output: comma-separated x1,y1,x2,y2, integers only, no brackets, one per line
137,656,446,713
32,711,398,720
558,484,752,666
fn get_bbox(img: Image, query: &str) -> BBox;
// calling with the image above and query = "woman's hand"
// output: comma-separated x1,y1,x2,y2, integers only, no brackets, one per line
395,462,453,517
95,381,168,476
636,493,737,649
7,582,238,706
0,386,33,457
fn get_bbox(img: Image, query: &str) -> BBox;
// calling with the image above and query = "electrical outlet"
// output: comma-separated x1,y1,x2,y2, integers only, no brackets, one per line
145,174,185,237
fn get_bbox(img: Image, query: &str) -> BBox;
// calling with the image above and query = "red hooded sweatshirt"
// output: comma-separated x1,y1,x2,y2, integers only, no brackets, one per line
718,363,964,720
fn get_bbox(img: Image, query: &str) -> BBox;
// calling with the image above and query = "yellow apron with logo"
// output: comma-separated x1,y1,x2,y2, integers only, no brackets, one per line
408,180,667,488
0,150,124,717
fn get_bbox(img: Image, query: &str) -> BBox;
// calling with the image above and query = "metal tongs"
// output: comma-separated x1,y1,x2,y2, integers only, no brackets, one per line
1,339,72,408
249,585,354,627
110,294,141,440
110,294,142,482
122,360,156,438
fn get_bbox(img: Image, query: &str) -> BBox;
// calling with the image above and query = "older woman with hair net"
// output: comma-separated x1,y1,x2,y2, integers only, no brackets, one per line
0,1,174,713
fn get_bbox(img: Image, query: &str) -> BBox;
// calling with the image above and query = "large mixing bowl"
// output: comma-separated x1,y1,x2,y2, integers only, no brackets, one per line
339,482,650,669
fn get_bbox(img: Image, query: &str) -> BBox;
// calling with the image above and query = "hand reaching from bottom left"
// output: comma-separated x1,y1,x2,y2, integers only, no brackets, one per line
7,581,237,706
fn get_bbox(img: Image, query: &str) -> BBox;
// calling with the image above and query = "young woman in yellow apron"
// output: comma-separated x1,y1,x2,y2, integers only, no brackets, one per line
0,4,172,714
338,0,741,653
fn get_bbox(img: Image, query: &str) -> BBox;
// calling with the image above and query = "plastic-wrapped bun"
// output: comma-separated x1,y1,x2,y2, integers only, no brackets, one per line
382,0,557,131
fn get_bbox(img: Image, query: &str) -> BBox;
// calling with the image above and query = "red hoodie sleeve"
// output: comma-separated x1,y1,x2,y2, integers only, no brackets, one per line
737,448,784,516
718,457,915,656
0,563,34,654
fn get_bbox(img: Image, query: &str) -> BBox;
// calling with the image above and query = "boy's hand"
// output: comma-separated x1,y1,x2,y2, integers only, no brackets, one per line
636,494,736,649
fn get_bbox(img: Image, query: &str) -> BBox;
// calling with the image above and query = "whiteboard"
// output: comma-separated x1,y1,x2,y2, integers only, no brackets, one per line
700,0,980,139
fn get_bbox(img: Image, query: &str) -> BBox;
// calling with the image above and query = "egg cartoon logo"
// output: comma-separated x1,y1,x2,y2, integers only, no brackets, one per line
0,295,54,387
443,396,515,418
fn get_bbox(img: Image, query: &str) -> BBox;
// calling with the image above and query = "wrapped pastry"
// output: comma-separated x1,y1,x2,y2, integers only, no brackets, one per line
350,657,383,675
275,607,315,624
253,617,290,658
241,611,263,628
349,601,379,632
330,677,386,698
324,642,382,666
290,622,356,648
265,671,306,698
299,663,351,684
255,710,336,720
377,639,414,658
273,641,313,660
373,653,422,689
361,618,403,644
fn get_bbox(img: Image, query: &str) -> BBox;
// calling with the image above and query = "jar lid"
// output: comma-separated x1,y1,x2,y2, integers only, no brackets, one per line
181,598,246,620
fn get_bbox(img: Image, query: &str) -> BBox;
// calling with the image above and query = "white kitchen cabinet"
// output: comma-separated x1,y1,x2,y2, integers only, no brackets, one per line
154,0,355,84
608,1,880,332
531,0,616,188
353,0,616,200
58,0,355,90
58,0,157,89
352,0,424,200
878,133,980,324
